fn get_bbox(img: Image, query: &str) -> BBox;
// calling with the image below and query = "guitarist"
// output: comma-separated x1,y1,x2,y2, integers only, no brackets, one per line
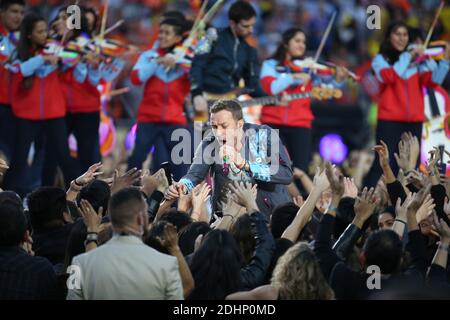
260,27,348,173
189,1,265,121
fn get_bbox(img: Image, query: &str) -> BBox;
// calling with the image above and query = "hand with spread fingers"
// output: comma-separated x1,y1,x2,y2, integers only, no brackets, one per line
79,199,103,233
110,167,142,194
353,187,379,228
229,181,258,213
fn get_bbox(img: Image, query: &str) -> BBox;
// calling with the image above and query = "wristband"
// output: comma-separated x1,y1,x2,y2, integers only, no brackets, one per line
222,214,235,220
438,243,449,253
394,219,407,225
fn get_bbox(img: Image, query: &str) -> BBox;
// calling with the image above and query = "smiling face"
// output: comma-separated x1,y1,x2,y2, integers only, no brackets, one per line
286,31,306,59
1,3,25,32
158,24,182,49
210,109,244,147
389,26,409,52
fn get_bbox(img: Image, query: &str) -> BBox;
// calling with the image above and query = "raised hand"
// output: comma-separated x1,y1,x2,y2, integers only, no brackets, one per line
343,177,358,199
177,184,192,213
394,139,410,172
229,181,258,213
141,169,169,196
395,193,414,221
432,211,450,242
191,183,211,221
373,140,390,169
156,223,180,254
110,167,142,194
325,161,344,198
293,195,304,208
415,193,435,223
79,199,103,233
75,162,103,186
313,167,330,193
353,187,379,228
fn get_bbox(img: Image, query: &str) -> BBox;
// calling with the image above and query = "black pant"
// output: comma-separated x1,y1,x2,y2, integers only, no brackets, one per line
127,122,191,181
0,104,15,161
364,120,423,188
42,112,101,185
3,117,80,197
268,124,312,172
66,112,101,172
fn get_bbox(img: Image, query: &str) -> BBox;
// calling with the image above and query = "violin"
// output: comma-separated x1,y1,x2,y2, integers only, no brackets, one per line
290,58,359,81
408,41,448,64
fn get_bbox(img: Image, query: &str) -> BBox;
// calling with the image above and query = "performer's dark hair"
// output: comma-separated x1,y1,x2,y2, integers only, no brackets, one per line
210,100,243,121
379,20,410,64
0,0,25,10
228,0,256,23
160,17,189,37
272,27,306,63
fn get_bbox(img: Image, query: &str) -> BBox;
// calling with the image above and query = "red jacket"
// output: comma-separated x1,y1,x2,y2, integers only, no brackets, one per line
10,54,66,120
60,64,101,114
0,23,16,105
130,48,189,125
372,52,443,123
259,59,344,128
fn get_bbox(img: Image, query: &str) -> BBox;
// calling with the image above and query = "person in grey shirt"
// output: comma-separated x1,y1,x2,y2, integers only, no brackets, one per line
67,188,183,300
166,100,293,219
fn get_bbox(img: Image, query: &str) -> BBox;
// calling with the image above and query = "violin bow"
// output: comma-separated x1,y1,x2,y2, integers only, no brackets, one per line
99,0,109,41
423,0,444,49
309,11,337,76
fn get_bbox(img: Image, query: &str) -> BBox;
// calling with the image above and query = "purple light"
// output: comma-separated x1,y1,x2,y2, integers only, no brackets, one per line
319,134,348,164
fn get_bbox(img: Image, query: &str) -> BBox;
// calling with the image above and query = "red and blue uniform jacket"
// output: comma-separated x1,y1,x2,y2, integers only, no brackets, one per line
60,58,125,114
0,24,18,105
259,59,346,128
130,48,190,125
372,52,449,123
8,50,66,120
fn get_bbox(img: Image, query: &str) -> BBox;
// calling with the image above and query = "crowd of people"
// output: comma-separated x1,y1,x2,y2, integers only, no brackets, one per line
0,0,450,301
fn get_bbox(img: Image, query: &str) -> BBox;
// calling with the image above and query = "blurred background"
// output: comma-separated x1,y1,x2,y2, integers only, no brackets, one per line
25,0,450,170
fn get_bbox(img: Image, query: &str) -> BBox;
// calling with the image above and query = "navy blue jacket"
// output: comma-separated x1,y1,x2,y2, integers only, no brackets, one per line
189,27,265,98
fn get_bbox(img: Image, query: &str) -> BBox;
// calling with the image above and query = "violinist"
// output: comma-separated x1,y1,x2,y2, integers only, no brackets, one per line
0,0,24,161
3,13,80,196
365,21,449,187
59,7,104,173
259,27,349,174
127,15,191,180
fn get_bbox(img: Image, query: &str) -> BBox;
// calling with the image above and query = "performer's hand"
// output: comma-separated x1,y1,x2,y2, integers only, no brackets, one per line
279,92,291,106
445,42,450,60
157,53,176,69
193,95,208,113
43,54,60,66
410,45,425,59
293,72,311,84
335,66,349,83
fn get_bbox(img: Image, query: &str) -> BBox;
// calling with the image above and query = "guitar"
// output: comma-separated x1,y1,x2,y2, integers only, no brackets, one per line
193,86,343,123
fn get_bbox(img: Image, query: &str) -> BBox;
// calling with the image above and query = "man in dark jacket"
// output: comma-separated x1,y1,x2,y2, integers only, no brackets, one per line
166,100,293,219
190,1,265,114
